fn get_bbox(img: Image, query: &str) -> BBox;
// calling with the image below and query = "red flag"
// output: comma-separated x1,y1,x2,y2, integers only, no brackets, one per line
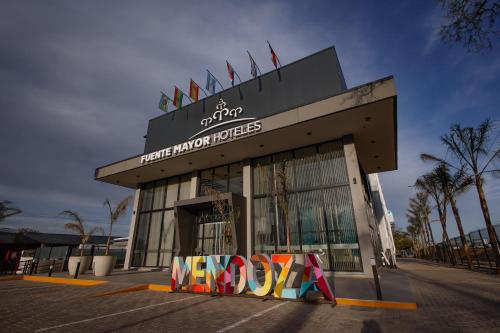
268,41,280,69
226,61,235,86
189,79,200,102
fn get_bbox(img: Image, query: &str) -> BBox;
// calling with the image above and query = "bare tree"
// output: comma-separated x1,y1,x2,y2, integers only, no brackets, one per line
103,196,133,256
0,200,22,222
438,0,500,52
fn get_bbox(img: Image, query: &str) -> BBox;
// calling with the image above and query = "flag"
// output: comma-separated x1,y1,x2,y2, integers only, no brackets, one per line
173,86,183,108
247,51,259,78
206,71,217,94
226,61,235,86
268,41,280,69
158,92,170,112
189,79,200,102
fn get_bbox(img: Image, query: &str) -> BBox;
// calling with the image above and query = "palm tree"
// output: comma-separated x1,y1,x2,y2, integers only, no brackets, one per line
103,196,133,256
415,168,455,265
0,200,22,222
59,211,103,256
421,119,500,273
407,192,435,257
434,164,474,269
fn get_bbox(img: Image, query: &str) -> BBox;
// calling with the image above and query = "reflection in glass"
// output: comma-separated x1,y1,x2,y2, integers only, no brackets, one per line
145,212,162,266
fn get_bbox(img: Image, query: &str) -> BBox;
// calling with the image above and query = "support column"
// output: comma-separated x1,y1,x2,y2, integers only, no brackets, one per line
343,135,376,276
242,160,253,259
189,171,199,199
124,188,141,270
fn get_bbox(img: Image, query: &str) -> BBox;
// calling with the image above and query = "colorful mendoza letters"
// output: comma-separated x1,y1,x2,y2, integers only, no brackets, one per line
171,253,334,301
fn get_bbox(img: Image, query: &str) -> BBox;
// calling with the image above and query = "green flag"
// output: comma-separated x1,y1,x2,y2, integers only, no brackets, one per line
159,92,169,112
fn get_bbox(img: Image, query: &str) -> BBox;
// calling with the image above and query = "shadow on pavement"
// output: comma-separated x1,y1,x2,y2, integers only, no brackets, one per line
360,319,383,333
98,295,219,333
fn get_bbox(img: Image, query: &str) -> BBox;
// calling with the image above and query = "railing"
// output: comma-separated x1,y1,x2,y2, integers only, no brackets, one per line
422,224,500,271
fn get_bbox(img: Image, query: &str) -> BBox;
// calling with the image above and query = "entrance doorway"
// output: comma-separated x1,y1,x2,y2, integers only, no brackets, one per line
193,211,233,255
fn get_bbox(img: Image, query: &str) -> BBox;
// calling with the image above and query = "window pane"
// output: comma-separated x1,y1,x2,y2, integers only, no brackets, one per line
293,146,320,190
253,156,272,195
179,174,191,200
213,166,228,192
273,152,294,191
139,183,154,212
254,197,276,256
159,210,175,266
228,163,243,195
318,141,348,185
152,180,166,210
165,178,179,208
199,169,212,196
145,212,162,266
132,213,150,266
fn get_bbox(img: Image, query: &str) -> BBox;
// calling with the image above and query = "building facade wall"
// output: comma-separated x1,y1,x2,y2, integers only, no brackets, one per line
124,137,385,276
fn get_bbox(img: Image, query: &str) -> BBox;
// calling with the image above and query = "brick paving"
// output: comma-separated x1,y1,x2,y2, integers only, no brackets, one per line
1,259,499,332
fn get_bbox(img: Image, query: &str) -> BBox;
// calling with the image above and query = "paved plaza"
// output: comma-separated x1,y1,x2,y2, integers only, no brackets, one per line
1,259,499,332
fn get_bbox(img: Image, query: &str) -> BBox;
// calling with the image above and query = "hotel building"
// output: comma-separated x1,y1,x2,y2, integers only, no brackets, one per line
95,47,397,277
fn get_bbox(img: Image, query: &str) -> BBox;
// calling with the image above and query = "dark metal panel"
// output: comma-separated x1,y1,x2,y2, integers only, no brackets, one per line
144,47,346,153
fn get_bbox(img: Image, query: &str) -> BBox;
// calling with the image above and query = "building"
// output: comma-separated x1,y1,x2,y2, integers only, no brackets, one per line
95,47,397,277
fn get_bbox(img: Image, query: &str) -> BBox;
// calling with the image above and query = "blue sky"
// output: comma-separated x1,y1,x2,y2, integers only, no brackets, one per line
1,1,498,241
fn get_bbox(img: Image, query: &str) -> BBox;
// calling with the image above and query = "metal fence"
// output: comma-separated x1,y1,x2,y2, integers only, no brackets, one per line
432,224,500,271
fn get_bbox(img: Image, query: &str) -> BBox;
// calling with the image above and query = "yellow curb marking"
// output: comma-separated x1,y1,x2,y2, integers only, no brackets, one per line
94,284,171,297
336,297,417,310
0,275,107,286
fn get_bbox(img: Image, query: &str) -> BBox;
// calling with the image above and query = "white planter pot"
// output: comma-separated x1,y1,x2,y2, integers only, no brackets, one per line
93,256,116,277
68,256,92,276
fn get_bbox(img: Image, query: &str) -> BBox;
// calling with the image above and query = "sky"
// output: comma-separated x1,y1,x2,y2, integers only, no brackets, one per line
0,1,499,241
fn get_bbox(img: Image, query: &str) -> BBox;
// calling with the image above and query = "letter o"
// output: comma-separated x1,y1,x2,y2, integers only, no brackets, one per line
247,254,275,296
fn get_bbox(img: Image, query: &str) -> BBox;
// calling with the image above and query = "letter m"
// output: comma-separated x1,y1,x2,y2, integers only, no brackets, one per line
171,256,192,290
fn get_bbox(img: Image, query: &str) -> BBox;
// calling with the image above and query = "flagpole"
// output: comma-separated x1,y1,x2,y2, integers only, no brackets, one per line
191,79,208,97
247,50,262,75
207,70,224,91
267,40,282,67
234,71,242,84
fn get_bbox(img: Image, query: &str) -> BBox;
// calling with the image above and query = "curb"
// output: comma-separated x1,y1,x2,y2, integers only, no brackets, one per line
0,275,108,286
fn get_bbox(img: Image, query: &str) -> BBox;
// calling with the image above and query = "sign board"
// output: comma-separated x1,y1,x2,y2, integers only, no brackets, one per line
171,253,334,301
141,99,261,164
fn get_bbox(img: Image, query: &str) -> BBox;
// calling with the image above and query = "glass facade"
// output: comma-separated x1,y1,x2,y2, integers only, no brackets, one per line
253,140,362,272
131,174,191,267
198,162,243,196
131,140,362,272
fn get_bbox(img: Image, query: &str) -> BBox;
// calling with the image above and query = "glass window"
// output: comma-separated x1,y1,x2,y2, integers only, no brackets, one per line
145,212,162,266
252,139,361,272
132,213,150,266
199,169,212,196
165,178,179,208
159,210,175,266
140,183,154,212
179,174,191,200
228,163,243,195
212,166,228,192
293,146,320,190
253,156,272,196
254,197,276,256
152,180,166,210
